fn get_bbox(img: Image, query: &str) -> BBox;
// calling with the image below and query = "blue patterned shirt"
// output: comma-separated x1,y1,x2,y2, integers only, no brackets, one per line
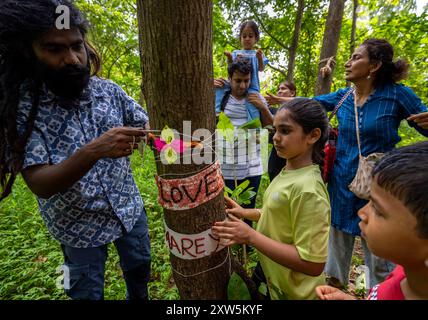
314,83,428,235
16,77,149,248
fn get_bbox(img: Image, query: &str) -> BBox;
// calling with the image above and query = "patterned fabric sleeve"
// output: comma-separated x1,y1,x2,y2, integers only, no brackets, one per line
114,83,149,128
22,127,50,169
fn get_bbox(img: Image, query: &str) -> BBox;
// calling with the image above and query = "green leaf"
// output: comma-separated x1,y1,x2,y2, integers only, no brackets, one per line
238,118,262,129
164,146,177,164
238,190,256,205
232,180,250,198
224,186,234,196
227,272,251,300
161,126,175,144
217,112,235,143
258,282,268,297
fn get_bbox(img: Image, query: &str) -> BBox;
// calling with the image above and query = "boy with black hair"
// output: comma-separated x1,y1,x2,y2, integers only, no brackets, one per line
316,141,428,300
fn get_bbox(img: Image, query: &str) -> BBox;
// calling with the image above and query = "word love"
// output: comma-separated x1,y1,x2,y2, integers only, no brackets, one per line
164,222,225,260
156,161,224,211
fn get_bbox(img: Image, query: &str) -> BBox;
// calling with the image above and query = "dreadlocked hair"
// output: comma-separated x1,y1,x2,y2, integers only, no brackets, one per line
278,98,329,173
0,0,101,201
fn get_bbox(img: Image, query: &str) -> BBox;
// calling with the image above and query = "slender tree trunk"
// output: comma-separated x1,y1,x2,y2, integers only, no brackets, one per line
350,0,358,56
137,0,232,300
347,0,359,87
287,0,305,82
315,0,345,95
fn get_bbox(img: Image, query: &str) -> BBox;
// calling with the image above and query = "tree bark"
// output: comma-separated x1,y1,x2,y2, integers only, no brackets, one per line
286,0,305,82
314,0,346,95
137,0,231,299
347,0,359,87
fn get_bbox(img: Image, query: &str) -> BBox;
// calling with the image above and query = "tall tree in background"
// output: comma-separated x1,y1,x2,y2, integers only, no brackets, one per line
347,0,359,87
287,0,305,81
315,0,345,95
136,0,231,299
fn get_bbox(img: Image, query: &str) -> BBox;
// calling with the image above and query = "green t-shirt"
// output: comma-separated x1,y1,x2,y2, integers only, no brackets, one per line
256,164,331,300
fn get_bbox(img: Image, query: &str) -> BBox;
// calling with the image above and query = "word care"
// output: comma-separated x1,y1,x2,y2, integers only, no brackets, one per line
164,221,226,260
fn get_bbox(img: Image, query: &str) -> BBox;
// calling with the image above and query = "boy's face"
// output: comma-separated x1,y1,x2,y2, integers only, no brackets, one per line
230,70,251,99
358,178,428,268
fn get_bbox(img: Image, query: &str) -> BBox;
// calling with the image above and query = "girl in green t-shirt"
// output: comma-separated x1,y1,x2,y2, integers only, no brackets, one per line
213,98,331,299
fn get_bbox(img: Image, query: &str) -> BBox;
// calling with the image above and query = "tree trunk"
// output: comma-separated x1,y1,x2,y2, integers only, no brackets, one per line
137,0,231,300
314,0,345,95
286,0,305,82
347,0,359,87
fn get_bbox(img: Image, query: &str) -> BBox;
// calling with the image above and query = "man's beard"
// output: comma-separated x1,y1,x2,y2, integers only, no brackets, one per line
34,60,91,100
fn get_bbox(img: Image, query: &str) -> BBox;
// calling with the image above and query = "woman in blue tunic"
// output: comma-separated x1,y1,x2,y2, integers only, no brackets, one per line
267,38,428,288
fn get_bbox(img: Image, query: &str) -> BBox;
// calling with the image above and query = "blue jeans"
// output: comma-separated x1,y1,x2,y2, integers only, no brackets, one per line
61,212,151,300
324,226,395,288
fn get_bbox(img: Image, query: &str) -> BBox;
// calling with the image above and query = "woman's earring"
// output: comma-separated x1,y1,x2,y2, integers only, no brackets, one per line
425,258,428,268
367,74,371,80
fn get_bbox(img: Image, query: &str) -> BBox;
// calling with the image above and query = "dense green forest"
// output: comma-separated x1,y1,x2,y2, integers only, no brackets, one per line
0,0,426,300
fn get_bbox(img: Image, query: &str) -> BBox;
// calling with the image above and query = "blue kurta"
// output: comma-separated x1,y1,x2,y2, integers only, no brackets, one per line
314,83,428,235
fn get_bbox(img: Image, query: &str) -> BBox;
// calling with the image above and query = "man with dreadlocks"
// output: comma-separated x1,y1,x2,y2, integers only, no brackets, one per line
0,0,151,300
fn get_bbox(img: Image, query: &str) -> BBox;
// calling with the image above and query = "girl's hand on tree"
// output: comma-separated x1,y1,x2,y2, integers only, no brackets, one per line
408,112,428,130
315,285,355,300
212,214,255,246
224,196,246,218
214,78,227,88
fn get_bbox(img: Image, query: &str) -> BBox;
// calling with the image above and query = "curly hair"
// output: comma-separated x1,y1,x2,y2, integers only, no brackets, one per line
0,0,100,201
362,38,409,87
238,20,260,42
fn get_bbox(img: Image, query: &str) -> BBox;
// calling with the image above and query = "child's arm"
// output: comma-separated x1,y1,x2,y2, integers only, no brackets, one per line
256,49,265,71
315,286,356,300
247,93,273,126
224,51,233,64
212,214,325,276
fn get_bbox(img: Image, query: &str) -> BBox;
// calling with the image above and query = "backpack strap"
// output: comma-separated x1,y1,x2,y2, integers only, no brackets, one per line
220,90,231,112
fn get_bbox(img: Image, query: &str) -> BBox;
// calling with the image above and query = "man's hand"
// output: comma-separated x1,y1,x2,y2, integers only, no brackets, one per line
408,112,428,130
22,126,147,199
85,127,146,160
214,78,228,88
247,93,266,111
